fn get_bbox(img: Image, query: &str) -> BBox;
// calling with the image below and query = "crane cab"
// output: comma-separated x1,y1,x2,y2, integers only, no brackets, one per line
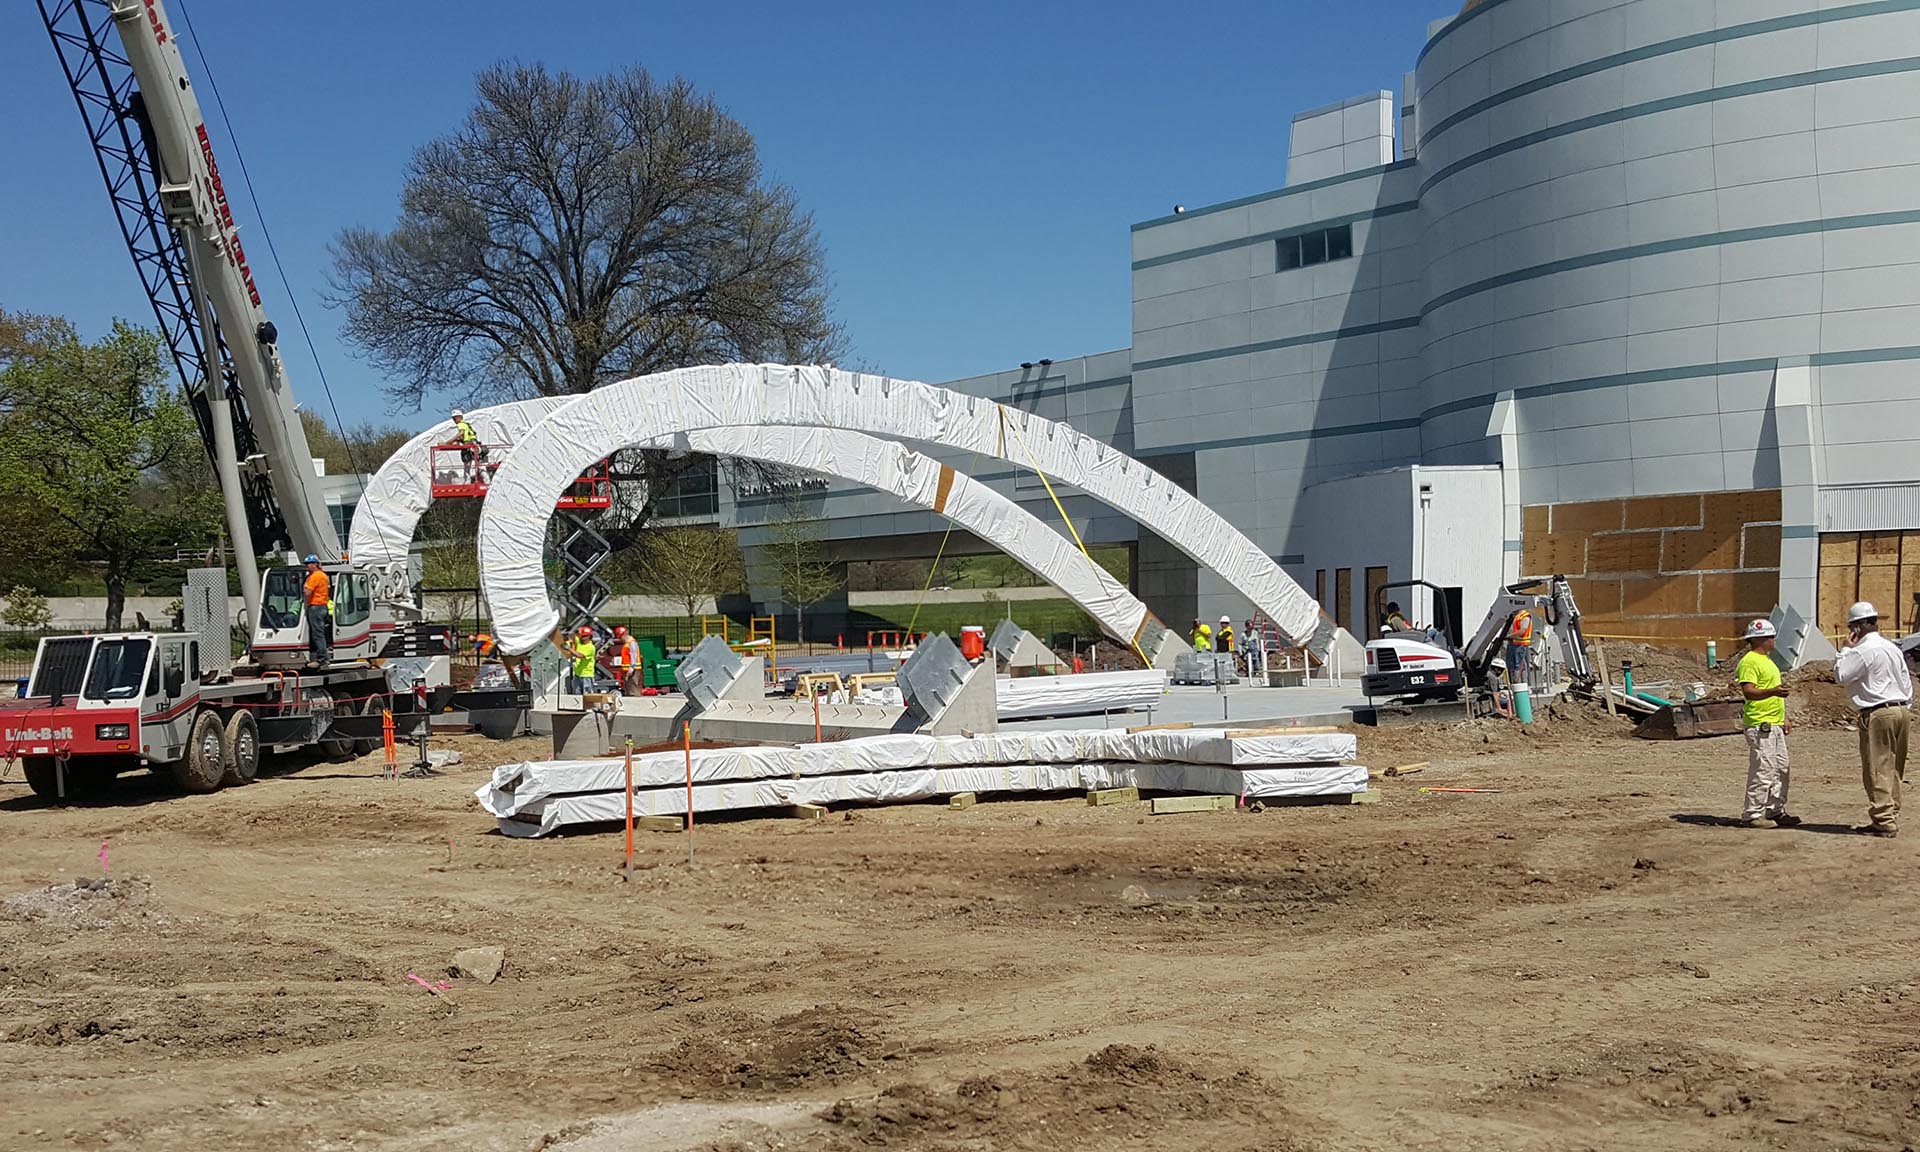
250,563,393,669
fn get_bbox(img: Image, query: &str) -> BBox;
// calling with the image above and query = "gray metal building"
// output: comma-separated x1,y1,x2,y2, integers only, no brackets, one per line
728,0,1920,645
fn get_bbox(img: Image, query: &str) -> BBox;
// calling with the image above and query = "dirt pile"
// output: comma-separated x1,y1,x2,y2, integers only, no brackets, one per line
1783,661,1858,728
811,1045,1300,1151
652,1006,891,1094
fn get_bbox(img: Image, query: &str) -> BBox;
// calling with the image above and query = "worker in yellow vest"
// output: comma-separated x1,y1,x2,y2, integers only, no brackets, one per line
1216,615,1234,654
550,626,598,695
1191,620,1212,652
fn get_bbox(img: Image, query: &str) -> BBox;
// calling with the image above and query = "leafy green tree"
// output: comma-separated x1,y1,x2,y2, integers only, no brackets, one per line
2,586,52,632
0,320,219,628
766,503,842,643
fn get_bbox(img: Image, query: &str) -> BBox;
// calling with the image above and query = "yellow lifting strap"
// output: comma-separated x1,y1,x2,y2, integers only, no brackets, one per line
998,405,1148,667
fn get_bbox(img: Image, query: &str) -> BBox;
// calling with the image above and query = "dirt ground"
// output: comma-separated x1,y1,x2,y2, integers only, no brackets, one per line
3,702,1919,1152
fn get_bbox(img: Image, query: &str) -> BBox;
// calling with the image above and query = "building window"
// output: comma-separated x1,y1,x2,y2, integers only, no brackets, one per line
656,459,719,519
1276,223,1354,272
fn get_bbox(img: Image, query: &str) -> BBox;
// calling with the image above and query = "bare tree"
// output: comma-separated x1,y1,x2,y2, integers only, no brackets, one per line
332,62,842,549
766,503,842,644
633,525,745,619
332,61,841,405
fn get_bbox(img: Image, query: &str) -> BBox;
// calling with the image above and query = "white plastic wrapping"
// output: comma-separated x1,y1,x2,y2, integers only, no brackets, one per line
494,761,1367,837
996,669,1166,720
349,396,1150,649
478,727,1358,819
473,365,1327,655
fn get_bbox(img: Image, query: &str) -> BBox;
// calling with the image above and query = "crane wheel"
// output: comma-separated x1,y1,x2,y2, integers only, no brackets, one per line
171,710,227,794
21,757,61,800
220,710,260,786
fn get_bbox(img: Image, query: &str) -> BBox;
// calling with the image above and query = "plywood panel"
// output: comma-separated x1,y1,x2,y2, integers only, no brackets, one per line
1820,533,1860,568
1900,566,1920,632
1587,531,1662,574
1583,578,1624,616
1860,531,1903,565
1364,566,1389,640
1703,572,1779,614
1819,566,1859,630
1522,504,1548,537
1662,528,1740,573
1622,574,1702,617
1524,533,1586,577
1742,524,1782,569
1334,568,1352,638
1702,489,1782,528
1858,565,1898,617
1552,499,1624,534
1907,532,1920,566
1623,494,1704,530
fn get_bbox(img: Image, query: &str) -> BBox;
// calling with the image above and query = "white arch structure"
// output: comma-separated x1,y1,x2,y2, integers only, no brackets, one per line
349,397,1180,658
476,364,1336,657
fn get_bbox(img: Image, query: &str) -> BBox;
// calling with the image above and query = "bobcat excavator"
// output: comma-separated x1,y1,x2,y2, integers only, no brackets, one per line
1361,576,1598,705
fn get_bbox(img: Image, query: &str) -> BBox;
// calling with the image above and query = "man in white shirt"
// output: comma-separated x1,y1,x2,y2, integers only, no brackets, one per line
1835,601,1914,838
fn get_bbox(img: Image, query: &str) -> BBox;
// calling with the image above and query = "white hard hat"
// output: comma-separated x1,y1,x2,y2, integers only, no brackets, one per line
1744,618,1777,639
1220,614,1231,623
451,408,464,416
1848,601,1880,624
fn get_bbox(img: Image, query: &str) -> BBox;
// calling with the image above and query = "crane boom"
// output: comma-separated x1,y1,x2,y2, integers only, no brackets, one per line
38,0,341,565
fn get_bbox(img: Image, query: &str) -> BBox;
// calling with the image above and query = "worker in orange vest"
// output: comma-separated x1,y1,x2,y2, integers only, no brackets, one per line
1507,607,1535,685
302,555,331,666
607,625,641,696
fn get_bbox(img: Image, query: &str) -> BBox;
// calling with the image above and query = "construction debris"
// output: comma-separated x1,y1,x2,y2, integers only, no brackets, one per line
451,946,505,984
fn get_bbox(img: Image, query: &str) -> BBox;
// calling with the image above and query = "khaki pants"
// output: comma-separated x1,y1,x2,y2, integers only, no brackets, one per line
1742,725,1790,821
1860,706,1911,830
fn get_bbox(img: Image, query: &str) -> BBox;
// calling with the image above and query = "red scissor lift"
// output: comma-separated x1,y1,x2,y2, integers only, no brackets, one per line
430,443,611,509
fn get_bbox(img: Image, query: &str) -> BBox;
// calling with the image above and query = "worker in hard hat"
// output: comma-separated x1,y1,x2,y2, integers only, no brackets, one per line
1733,618,1796,829
302,554,331,667
608,624,641,696
449,407,483,482
1836,601,1913,838
1215,615,1234,654
1506,605,1535,688
551,625,599,696
1191,620,1212,652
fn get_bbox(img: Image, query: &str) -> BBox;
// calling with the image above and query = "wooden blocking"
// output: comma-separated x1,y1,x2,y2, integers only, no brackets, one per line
636,815,683,833
1224,725,1344,737
1087,786,1139,807
1384,761,1427,777
947,792,978,810
1150,794,1236,815
790,803,829,822
1126,721,1192,733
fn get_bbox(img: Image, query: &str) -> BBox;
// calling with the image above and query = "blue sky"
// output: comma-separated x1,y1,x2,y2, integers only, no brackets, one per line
2,0,1442,434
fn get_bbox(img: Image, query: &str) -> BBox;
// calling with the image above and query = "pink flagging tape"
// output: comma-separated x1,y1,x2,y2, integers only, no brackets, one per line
406,972,452,993
98,840,109,876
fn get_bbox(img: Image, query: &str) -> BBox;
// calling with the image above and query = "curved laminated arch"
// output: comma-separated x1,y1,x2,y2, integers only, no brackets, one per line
476,364,1338,657
349,397,1179,659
